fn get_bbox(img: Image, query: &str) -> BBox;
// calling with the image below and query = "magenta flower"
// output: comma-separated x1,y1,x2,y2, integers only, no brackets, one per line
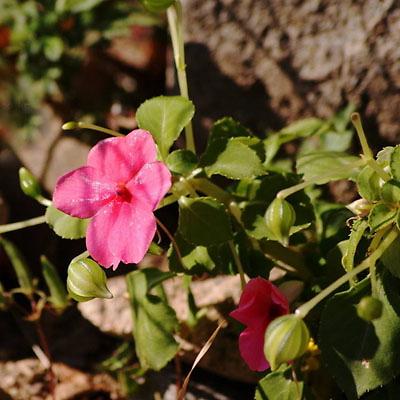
53,129,171,269
230,277,289,371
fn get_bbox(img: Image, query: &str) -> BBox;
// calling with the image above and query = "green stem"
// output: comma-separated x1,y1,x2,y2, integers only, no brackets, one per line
365,158,391,182
295,228,399,318
189,178,232,205
156,193,180,209
351,113,373,159
167,1,195,153
62,121,123,137
228,240,246,290
277,159,365,200
0,215,46,234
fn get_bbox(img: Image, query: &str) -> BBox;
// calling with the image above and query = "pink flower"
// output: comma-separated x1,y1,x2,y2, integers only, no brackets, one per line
230,277,289,371
53,129,171,269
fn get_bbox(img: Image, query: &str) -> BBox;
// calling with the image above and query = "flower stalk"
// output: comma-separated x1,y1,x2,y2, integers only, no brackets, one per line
167,0,195,153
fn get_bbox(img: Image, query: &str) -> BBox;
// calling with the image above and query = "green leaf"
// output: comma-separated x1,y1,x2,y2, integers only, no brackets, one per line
166,149,198,176
178,197,233,245
319,271,400,399
136,96,195,159
296,152,360,183
390,146,400,180
381,236,400,279
280,117,324,137
46,206,89,239
126,269,179,371
381,180,400,205
357,166,381,201
0,237,34,294
208,117,251,143
341,219,368,273
368,203,397,232
255,366,304,400
139,0,175,12
41,256,69,310
200,137,265,179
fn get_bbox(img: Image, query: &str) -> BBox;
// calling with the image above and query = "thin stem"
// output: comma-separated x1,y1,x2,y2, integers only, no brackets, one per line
0,215,46,234
295,229,398,318
62,121,123,137
155,217,182,262
351,113,373,159
228,240,246,290
365,158,391,182
277,159,365,200
189,178,233,205
167,1,196,153
156,193,179,209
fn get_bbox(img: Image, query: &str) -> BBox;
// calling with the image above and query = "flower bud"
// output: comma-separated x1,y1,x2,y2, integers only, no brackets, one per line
357,296,383,321
19,167,42,199
67,258,112,302
264,314,310,370
346,198,371,216
265,198,296,246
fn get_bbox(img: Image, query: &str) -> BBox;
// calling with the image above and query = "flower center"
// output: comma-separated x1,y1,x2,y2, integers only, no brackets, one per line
116,183,132,202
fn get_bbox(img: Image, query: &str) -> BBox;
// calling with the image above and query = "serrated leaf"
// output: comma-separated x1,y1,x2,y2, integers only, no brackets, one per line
342,219,368,273
126,269,179,371
357,166,381,201
255,366,304,400
319,271,400,399
208,117,251,143
136,96,194,159
46,206,89,239
368,203,397,232
201,137,265,179
166,149,198,176
178,197,233,245
296,152,361,184
381,180,400,205
390,146,400,180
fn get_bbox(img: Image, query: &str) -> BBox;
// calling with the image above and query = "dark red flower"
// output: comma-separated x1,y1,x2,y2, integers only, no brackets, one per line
230,277,289,371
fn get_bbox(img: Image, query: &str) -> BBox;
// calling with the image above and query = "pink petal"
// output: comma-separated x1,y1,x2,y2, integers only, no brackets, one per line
126,162,172,210
238,325,270,371
86,200,156,269
230,278,274,326
87,130,157,183
53,166,116,218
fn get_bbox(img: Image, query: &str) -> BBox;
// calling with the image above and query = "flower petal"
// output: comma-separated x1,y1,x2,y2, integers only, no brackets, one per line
238,325,270,371
126,162,172,210
53,166,116,218
87,129,157,183
230,278,277,326
86,200,156,269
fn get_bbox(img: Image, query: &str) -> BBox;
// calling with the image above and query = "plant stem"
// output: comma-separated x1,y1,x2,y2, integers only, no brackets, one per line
365,158,391,182
189,178,233,205
277,159,365,200
62,121,123,137
167,1,195,153
228,240,246,290
295,229,398,318
0,215,46,234
351,113,373,159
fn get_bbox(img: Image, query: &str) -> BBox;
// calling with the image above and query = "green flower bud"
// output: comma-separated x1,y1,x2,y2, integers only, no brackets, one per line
67,258,113,302
265,198,296,246
357,296,383,321
264,314,310,370
139,0,175,13
19,167,42,199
